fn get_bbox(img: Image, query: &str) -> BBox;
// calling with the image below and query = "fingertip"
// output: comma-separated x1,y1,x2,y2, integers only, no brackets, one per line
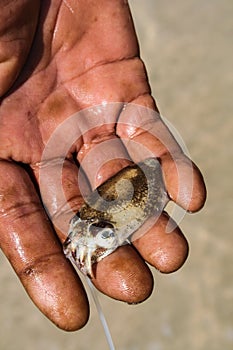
186,163,207,213
161,153,207,212
91,245,154,304
19,254,89,331
133,213,189,274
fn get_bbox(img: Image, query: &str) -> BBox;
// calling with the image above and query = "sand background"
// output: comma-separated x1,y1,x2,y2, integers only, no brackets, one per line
0,1,232,349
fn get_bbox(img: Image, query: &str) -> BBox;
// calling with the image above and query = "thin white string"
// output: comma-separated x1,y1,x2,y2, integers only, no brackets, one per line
67,259,115,349
86,277,116,350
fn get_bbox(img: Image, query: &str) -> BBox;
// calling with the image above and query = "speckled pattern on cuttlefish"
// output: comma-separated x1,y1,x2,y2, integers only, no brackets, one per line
63,158,169,277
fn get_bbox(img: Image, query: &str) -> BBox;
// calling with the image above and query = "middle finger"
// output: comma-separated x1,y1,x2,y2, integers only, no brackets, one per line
77,134,154,303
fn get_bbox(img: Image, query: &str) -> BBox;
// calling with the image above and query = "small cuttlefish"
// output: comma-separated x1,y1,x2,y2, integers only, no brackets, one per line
63,158,169,278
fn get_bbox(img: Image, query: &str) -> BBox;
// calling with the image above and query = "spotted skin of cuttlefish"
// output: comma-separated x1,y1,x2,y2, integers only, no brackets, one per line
63,158,169,277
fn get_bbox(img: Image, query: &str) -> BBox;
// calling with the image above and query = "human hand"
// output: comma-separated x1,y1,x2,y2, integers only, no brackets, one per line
0,0,206,331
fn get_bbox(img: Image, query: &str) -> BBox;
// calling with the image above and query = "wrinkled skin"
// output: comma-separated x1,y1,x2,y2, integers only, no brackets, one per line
0,0,206,331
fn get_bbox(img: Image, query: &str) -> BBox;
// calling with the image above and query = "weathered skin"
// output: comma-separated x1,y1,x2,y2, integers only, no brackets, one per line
64,158,168,277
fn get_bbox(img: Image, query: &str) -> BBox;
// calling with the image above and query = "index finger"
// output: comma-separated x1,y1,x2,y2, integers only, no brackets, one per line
0,161,89,331
117,99,206,212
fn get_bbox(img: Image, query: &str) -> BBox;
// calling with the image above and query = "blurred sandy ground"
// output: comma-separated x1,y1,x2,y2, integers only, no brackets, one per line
0,0,232,349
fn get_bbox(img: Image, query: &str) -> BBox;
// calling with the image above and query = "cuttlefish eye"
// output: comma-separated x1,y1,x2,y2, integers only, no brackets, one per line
100,229,115,239
95,228,117,249
90,221,117,249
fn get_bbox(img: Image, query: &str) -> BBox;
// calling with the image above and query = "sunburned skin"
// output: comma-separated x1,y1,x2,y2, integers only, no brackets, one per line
63,158,169,277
